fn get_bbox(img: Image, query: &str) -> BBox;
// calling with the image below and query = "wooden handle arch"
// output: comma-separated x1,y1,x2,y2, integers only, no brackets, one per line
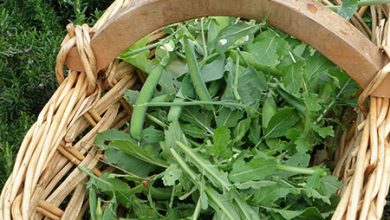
65,0,390,97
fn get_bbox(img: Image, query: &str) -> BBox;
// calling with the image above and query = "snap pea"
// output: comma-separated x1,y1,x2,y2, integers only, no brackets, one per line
167,97,185,122
184,37,212,104
130,64,165,140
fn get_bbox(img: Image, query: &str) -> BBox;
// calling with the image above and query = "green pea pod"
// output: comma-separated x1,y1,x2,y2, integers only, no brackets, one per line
168,97,185,122
184,37,212,104
130,64,164,140
150,94,174,103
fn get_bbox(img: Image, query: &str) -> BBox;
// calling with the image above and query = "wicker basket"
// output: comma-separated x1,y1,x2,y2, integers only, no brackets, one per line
1,0,390,219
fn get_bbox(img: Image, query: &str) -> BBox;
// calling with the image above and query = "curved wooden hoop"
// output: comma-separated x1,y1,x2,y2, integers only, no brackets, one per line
65,0,390,97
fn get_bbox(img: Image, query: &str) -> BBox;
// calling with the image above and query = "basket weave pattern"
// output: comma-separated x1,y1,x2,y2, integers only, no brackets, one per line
1,1,390,219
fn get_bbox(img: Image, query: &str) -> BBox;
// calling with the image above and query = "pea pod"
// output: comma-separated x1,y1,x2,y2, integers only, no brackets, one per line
150,94,174,103
168,97,185,122
130,64,164,140
184,37,212,104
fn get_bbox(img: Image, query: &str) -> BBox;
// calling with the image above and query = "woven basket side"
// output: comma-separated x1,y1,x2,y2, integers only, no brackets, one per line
0,1,140,217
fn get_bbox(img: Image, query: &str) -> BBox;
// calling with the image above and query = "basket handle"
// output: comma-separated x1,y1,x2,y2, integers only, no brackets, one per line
64,0,389,97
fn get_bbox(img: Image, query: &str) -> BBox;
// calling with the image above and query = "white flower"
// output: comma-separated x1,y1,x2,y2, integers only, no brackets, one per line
219,39,228,45
161,42,174,52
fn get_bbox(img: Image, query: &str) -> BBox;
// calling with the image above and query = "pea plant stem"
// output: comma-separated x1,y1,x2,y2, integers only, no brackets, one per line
276,165,324,176
140,101,245,108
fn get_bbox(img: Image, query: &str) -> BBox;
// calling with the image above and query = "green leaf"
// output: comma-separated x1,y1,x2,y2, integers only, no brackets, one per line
208,126,233,159
163,121,189,159
216,108,244,128
247,30,290,67
162,163,182,186
338,0,358,19
124,90,140,105
208,17,231,48
181,123,209,139
91,173,142,208
181,75,196,98
262,95,277,129
181,107,214,134
141,126,164,144
207,187,241,220
304,94,322,112
176,141,232,191
282,61,305,95
267,207,325,220
107,139,168,168
320,176,343,199
249,118,262,145
233,118,252,143
215,22,257,54
104,149,155,178
119,35,157,73
312,124,335,138
295,136,313,153
264,108,299,139
231,191,260,220
222,66,267,106
252,182,289,206
229,155,277,183
201,56,225,82
284,153,311,168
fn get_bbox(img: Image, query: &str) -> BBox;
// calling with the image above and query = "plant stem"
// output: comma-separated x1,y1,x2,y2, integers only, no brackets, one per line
316,78,351,123
233,53,242,101
141,101,245,108
276,164,325,176
200,17,208,61
146,113,167,128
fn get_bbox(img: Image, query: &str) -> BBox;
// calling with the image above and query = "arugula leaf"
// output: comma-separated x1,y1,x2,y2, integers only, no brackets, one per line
282,61,305,95
215,107,244,128
106,139,168,168
208,126,233,159
104,149,156,178
176,141,233,191
229,155,277,183
264,108,300,139
141,126,164,144
222,65,267,106
252,182,289,206
201,56,226,82
162,164,182,186
247,30,290,67
312,124,334,138
262,95,277,129
266,207,326,220
181,107,214,135
215,22,257,54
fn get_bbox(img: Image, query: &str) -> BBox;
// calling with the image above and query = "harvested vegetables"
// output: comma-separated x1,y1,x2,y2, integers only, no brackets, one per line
83,17,359,219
